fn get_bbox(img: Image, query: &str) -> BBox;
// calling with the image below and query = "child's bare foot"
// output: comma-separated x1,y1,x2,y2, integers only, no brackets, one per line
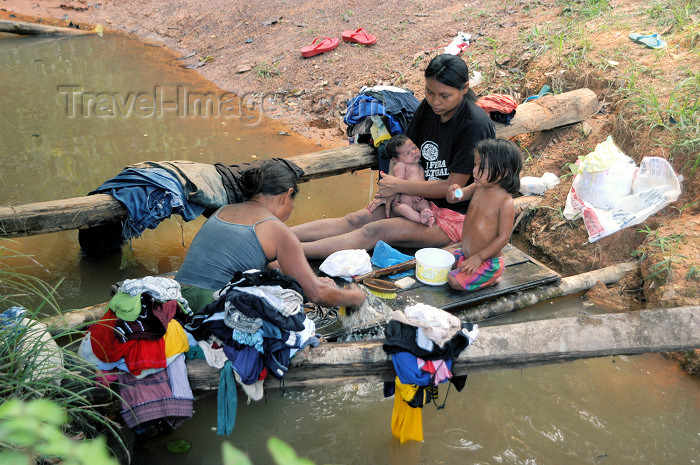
420,209,435,227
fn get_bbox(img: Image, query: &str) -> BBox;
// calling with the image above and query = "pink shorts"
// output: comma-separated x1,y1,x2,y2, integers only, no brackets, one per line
448,249,504,291
428,202,464,243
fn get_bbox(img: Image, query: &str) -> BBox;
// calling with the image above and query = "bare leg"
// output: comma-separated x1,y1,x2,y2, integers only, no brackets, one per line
393,202,422,224
301,216,452,259
420,208,435,227
414,198,435,227
291,207,381,242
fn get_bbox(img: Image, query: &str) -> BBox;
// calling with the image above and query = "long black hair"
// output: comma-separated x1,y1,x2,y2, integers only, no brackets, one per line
424,54,477,102
240,161,300,200
474,139,522,194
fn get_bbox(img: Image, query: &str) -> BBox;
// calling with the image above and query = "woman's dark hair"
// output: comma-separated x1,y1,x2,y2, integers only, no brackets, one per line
240,161,300,200
474,138,523,194
424,54,476,101
385,134,410,159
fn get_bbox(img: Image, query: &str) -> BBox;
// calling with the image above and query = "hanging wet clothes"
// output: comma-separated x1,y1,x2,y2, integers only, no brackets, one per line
391,377,424,443
88,167,206,240
128,160,228,208
383,305,478,443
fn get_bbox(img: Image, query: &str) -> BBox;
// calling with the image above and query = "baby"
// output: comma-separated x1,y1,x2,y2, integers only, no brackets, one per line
382,135,435,226
445,138,522,291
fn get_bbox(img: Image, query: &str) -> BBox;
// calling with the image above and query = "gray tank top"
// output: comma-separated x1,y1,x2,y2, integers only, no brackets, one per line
175,210,276,291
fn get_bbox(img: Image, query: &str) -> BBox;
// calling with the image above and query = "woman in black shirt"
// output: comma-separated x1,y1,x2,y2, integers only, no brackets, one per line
292,54,495,259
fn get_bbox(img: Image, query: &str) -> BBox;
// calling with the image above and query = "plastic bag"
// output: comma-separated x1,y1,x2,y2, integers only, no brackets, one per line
519,172,560,196
564,141,682,243
569,137,637,209
319,249,373,281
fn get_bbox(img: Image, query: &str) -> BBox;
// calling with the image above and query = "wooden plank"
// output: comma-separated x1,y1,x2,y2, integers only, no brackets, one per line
0,89,596,238
381,244,560,311
186,306,700,389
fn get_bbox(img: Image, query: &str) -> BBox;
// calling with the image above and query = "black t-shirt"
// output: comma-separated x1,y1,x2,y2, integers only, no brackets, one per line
405,96,495,212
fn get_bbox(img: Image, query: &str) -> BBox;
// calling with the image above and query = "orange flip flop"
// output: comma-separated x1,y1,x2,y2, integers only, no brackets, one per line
341,28,377,46
300,37,340,57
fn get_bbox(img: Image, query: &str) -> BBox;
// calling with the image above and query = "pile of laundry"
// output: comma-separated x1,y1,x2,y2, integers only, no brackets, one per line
382,303,478,443
79,158,304,256
78,276,194,434
344,85,421,173
183,269,319,436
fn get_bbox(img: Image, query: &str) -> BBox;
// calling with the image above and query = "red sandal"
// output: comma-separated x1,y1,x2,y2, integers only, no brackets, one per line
300,37,340,57
341,28,377,46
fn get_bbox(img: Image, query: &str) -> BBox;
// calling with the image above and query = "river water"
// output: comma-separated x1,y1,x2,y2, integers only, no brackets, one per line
1,33,698,465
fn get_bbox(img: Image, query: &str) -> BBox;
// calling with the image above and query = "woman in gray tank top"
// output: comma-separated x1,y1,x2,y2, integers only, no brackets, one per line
175,162,366,312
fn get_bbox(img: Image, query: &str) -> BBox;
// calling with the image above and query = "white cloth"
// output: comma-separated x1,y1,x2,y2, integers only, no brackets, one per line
120,276,192,315
233,285,303,316
392,303,462,348
197,340,228,369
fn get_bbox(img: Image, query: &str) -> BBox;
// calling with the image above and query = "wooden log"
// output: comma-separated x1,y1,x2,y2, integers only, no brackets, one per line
0,19,95,36
460,261,638,321
0,89,595,239
494,88,599,138
186,305,700,389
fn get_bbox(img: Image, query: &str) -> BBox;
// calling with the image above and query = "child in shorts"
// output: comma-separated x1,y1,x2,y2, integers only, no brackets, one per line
445,138,522,291
381,135,435,226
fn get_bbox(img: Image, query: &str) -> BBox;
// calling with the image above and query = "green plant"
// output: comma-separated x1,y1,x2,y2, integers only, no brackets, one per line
634,228,688,285
686,265,700,280
253,61,280,79
558,0,612,18
0,399,118,465
0,243,126,462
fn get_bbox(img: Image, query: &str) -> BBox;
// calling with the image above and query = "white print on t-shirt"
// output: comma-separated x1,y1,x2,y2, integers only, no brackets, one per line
425,162,448,180
420,140,448,179
421,141,438,162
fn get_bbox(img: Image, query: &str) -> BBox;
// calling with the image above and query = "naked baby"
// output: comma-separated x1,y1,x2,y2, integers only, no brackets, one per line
380,135,435,226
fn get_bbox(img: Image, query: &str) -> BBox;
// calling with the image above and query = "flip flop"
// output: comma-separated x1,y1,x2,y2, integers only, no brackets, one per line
628,33,667,49
300,37,340,57
341,28,377,46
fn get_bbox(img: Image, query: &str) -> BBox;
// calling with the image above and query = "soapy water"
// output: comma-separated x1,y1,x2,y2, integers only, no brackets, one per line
342,290,393,331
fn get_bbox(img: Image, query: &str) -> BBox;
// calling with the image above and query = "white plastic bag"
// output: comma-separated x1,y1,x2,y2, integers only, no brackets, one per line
564,141,682,243
319,249,373,281
519,172,560,196
568,137,637,209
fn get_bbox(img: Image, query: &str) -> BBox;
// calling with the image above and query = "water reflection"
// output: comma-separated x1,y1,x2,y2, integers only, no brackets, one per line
0,32,371,309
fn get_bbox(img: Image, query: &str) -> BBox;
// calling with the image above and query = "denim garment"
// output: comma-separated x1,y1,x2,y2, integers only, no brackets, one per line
128,161,228,208
91,168,205,239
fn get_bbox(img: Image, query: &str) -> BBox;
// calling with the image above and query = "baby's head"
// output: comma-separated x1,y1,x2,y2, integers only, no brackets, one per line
386,135,420,164
473,139,522,194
